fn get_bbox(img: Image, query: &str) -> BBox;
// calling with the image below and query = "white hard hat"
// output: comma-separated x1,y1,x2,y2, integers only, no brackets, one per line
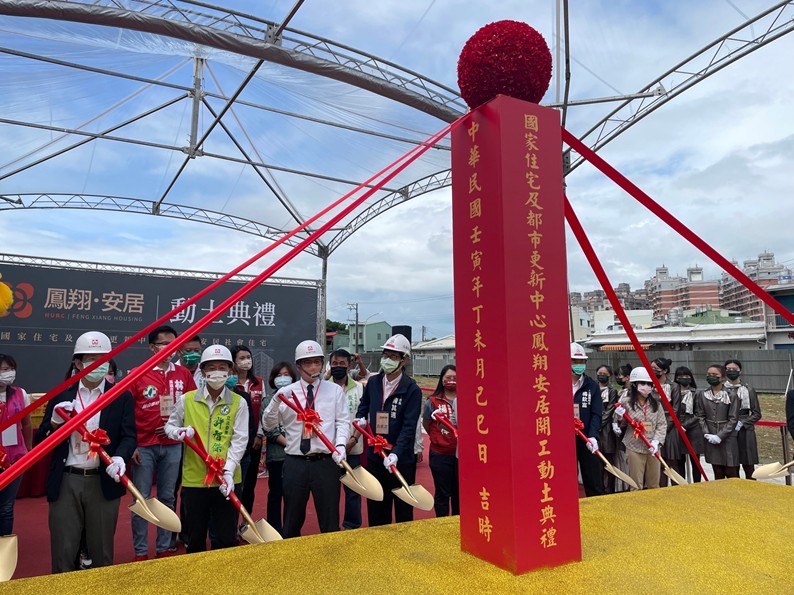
381,334,411,356
570,342,587,360
200,344,233,367
295,340,324,362
73,331,112,356
629,367,653,383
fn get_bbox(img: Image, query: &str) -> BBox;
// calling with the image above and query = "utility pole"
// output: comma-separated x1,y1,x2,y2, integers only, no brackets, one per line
347,302,359,353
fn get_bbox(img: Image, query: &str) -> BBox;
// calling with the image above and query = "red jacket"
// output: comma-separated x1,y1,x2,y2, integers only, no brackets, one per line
132,363,196,447
425,395,458,456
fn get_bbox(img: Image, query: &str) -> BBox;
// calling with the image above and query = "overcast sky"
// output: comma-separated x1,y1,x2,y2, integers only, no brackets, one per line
1,0,792,341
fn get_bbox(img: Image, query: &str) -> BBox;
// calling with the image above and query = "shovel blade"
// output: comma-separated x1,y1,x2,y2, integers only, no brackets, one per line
663,466,689,486
340,466,384,501
242,519,283,544
130,498,182,533
392,484,434,511
604,462,639,490
752,461,785,479
0,535,17,582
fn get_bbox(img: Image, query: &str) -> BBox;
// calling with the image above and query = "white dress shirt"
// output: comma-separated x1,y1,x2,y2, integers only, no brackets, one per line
165,386,249,474
64,380,105,469
262,378,350,456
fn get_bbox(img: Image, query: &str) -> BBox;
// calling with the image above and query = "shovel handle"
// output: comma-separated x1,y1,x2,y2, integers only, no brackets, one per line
352,421,375,442
574,427,610,465
434,413,458,438
276,394,341,456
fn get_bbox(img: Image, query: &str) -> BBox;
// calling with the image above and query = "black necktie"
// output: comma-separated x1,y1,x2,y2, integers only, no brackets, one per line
300,383,315,454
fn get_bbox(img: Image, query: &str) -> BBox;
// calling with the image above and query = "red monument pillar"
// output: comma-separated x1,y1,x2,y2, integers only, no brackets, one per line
452,94,581,573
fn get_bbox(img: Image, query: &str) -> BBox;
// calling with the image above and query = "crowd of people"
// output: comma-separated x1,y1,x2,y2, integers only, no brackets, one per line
571,343,768,493
1,329,791,575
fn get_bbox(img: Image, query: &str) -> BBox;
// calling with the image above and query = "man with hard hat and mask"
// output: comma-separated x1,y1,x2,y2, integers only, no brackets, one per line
355,334,422,526
571,342,604,497
36,331,137,573
165,344,249,552
262,339,350,538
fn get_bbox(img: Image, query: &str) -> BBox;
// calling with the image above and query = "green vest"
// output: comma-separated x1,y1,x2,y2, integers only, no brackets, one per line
182,388,243,488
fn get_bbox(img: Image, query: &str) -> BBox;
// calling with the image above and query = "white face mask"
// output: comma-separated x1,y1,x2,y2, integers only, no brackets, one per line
0,370,16,385
205,370,229,390
83,362,110,383
237,357,253,371
380,357,401,374
636,384,653,397
274,376,292,389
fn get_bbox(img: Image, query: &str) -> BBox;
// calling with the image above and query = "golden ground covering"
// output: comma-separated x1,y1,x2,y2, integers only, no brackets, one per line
4,479,792,594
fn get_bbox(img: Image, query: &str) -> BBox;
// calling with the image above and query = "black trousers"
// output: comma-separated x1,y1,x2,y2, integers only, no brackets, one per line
265,460,284,535
367,459,416,526
282,455,340,538
181,486,240,553
429,451,459,517
575,438,604,497
240,445,262,514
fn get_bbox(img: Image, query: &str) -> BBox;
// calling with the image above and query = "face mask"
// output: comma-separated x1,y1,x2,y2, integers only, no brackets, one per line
676,378,692,387
205,371,229,390
381,357,401,374
274,376,292,389
636,384,653,396
0,370,16,385
225,374,238,388
571,364,586,376
596,374,610,384
237,358,253,371
330,366,348,380
181,352,201,367
653,370,663,379
706,376,721,387
725,370,740,381
615,378,625,387
84,362,110,383
443,380,457,391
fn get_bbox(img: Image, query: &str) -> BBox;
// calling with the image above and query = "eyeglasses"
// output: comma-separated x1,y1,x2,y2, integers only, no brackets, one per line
382,351,403,361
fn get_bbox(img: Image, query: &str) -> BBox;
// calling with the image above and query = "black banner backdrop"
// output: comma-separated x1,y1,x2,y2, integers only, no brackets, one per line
0,261,319,393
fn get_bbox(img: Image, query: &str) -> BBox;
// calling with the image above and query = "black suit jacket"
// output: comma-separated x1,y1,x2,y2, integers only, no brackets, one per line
35,382,137,502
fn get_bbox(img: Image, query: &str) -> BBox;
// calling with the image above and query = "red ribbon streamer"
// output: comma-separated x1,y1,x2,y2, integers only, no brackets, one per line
0,120,460,493
573,418,585,432
202,455,226,486
298,408,322,438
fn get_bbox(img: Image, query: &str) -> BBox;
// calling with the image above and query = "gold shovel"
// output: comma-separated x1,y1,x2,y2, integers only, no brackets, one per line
353,421,434,511
574,426,639,490
60,408,182,533
753,459,794,480
0,534,16,582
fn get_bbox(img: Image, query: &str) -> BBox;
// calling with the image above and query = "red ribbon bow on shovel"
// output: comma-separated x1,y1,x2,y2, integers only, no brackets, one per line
202,455,226,487
628,417,646,439
80,427,110,459
297,407,322,438
573,418,585,432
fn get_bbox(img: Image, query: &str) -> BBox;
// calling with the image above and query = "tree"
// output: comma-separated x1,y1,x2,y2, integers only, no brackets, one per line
326,319,348,333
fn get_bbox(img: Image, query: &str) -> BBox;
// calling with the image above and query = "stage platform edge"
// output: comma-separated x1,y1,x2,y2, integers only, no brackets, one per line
4,479,792,593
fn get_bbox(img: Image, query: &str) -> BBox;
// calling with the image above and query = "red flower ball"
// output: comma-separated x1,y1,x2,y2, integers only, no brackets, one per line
457,20,553,109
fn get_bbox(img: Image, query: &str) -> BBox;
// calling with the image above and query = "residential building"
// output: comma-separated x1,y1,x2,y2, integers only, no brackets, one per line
721,252,793,321
412,335,456,376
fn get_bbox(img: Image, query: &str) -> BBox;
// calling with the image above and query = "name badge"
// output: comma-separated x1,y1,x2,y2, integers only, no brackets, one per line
573,403,580,419
71,434,89,455
376,411,390,435
642,421,652,435
160,393,175,419
1,425,17,447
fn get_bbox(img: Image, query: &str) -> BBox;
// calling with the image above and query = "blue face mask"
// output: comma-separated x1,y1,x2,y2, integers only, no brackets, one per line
225,374,238,389
274,376,292,389
571,364,586,376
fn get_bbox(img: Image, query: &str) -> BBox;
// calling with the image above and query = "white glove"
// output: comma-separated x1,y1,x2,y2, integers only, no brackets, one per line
649,440,660,456
175,427,195,441
219,470,234,498
612,423,622,436
384,453,398,472
586,437,598,454
106,456,126,483
736,421,743,431
355,417,367,429
614,404,626,418
705,434,722,445
332,445,347,467
51,401,75,425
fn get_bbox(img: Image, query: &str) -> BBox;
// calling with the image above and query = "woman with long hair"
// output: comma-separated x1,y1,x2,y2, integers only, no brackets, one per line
673,366,703,482
596,365,619,493
614,367,666,490
422,365,459,516
695,364,740,479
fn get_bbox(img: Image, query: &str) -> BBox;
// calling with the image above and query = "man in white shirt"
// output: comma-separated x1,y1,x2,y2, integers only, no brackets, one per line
262,340,350,537
165,344,249,552
37,331,137,573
